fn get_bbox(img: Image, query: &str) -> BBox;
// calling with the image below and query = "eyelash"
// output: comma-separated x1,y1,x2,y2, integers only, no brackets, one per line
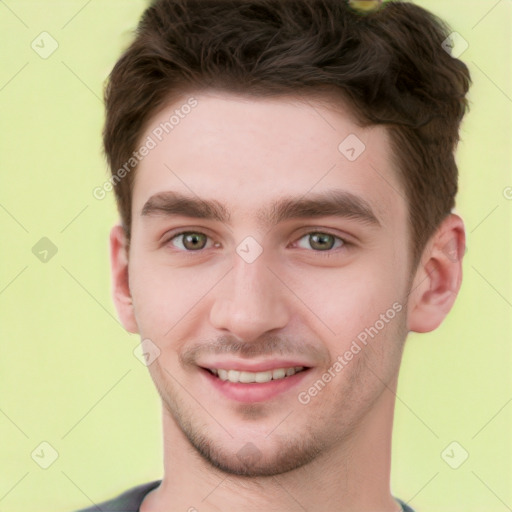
164,230,351,258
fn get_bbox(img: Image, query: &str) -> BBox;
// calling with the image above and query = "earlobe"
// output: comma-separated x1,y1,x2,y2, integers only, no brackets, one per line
110,224,139,333
407,214,466,333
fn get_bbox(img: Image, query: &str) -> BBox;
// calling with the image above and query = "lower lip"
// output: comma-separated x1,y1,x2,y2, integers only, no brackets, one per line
200,367,311,403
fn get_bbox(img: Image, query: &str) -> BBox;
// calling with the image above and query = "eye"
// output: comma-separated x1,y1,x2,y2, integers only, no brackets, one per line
169,232,213,251
296,231,345,251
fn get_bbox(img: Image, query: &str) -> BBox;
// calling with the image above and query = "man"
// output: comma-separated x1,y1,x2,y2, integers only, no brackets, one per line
78,0,470,510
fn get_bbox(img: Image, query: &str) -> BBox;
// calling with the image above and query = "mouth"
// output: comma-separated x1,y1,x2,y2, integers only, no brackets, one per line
204,366,308,383
199,365,312,403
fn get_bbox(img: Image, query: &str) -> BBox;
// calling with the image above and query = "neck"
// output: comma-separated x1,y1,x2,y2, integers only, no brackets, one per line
142,380,401,512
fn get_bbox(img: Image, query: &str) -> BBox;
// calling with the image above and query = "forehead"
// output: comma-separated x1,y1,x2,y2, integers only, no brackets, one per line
132,90,407,230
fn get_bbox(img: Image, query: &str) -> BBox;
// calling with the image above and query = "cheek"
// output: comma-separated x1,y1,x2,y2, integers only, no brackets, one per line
128,255,222,339
282,260,403,343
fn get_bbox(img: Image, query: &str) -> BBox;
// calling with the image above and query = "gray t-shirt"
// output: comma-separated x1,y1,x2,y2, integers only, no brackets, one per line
75,480,416,511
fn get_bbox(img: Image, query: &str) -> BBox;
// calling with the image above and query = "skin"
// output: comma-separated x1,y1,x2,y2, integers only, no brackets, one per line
110,91,465,511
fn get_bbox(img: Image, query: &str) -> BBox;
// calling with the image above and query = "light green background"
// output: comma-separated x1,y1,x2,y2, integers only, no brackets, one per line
0,1,510,511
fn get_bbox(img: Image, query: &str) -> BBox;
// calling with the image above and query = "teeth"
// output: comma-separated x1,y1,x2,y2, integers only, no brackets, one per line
212,366,305,383
272,368,286,380
227,370,240,381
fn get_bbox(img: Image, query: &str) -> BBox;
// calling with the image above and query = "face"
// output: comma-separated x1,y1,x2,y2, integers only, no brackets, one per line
117,91,413,476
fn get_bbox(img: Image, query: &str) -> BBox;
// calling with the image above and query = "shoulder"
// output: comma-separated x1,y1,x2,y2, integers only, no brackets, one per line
73,481,161,512
396,499,416,512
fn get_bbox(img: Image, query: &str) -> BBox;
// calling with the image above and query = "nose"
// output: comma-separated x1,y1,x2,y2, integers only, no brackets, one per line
209,252,290,342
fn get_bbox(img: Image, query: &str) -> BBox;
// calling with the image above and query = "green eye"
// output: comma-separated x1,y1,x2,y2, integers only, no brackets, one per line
172,232,209,251
297,232,344,251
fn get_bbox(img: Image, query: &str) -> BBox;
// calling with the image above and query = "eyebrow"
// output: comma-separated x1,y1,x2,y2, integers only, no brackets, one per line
141,189,381,229
141,192,230,222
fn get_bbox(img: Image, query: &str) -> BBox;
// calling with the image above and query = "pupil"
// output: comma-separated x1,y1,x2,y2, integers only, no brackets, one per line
311,233,333,250
185,233,204,250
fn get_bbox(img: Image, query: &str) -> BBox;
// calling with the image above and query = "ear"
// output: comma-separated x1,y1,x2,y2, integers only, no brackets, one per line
407,213,466,333
110,224,139,333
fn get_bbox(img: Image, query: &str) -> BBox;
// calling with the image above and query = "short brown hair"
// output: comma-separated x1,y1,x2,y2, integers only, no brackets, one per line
103,0,471,271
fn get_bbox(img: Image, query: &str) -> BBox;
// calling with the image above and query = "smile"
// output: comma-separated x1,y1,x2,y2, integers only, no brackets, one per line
207,366,306,384
200,365,311,403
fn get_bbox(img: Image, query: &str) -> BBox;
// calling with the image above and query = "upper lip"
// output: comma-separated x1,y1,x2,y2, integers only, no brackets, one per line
198,359,312,372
